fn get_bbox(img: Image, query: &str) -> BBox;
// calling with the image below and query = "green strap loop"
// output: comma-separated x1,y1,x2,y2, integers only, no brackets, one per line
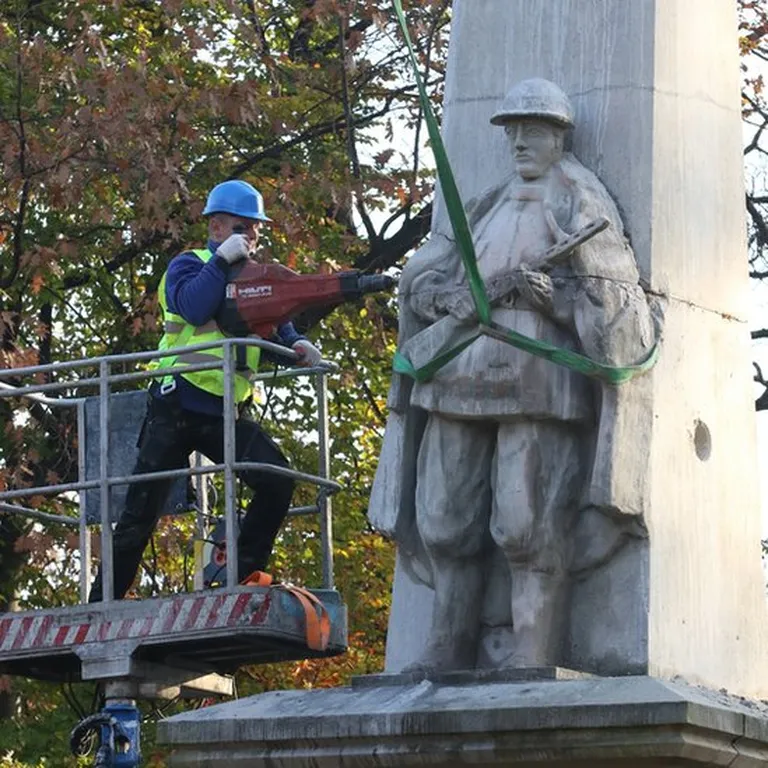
393,322,659,386
480,322,659,386
392,331,481,383
391,0,658,386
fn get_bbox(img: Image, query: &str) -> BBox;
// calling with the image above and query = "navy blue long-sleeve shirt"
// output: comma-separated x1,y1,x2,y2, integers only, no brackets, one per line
153,241,303,415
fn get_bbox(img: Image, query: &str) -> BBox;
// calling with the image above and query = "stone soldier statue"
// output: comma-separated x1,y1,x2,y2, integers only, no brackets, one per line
369,78,660,672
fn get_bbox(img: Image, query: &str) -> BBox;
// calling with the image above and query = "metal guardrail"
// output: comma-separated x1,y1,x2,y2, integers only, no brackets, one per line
0,338,342,604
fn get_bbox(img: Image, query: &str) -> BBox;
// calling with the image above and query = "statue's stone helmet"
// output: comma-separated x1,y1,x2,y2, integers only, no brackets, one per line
490,78,574,129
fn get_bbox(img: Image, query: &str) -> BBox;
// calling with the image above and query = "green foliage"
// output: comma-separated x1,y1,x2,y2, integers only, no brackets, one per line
0,681,94,767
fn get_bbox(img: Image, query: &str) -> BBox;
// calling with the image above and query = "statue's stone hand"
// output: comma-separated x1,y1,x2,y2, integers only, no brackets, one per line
411,278,478,324
443,292,477,324
516,266,554,312
410,291,444,322
408,271,450,322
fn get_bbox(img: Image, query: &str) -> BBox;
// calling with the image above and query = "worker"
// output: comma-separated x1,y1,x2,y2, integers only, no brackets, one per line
89,179,322,602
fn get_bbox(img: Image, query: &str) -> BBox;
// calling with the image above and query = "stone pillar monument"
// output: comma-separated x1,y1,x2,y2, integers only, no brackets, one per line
380,0,768,698
159,2,768,764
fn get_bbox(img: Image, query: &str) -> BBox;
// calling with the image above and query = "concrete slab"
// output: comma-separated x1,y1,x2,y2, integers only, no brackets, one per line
350,667,593,689
158,674,768,767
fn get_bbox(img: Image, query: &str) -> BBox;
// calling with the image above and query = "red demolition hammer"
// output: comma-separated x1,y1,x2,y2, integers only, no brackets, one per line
215,259,396,338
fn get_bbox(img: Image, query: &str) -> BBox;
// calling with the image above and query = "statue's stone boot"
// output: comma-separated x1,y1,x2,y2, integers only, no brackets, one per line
507,567,568,667
401,556,483,673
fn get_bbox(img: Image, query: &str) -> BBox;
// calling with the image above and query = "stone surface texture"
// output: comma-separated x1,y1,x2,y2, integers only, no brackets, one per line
374,0,768,698
159,674,768,767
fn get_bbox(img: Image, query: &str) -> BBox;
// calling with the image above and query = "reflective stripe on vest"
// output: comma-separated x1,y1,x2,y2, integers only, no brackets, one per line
150,248,261,402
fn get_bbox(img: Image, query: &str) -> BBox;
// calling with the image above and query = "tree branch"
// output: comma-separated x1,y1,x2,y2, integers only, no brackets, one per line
338,4,376,243
747,194,768,250
243,0,270,55
355,201,433,272
294,201,432,333
62,231,170,291
226,93,412,179
753,362,768,411
1,22,28,290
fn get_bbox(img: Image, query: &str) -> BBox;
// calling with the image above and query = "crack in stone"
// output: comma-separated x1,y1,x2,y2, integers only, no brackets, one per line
649,290,747,324
407,237,747,325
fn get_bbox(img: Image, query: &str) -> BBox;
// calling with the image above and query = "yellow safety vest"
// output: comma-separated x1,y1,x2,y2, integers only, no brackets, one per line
151,248,261,403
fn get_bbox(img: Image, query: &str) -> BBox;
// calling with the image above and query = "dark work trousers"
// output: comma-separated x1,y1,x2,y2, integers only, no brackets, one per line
89,391,295,601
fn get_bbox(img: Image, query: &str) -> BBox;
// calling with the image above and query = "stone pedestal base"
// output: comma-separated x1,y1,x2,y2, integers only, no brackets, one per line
159,671,768,767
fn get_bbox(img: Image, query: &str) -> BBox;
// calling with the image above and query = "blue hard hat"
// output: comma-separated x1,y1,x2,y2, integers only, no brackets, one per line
202,180,272,221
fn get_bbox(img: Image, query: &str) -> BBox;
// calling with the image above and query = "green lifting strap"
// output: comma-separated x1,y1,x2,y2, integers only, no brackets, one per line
391,0,659,386
393,324,660,387
392,336,479,382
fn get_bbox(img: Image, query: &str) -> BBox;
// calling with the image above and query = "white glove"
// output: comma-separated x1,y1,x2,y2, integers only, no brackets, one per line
292,339,323,367
216,233,250,264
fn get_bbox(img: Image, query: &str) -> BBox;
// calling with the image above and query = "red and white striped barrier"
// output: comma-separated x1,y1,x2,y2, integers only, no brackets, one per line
0,591,271,654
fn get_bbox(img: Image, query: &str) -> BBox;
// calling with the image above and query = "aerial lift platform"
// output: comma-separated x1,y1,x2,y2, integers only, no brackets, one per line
0,584,346,686
0,338,347,766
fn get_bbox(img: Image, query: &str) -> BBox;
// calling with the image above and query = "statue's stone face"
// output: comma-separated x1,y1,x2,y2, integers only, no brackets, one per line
504,119,564,180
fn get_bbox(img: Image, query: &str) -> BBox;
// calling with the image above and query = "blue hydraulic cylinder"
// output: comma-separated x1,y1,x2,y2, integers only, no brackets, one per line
102,701,141,767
